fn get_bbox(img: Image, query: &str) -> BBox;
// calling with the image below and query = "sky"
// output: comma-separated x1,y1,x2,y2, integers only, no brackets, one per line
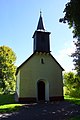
0,0,76,72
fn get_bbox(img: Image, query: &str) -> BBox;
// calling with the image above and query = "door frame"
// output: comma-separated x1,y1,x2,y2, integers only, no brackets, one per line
37,80,45,101
37,79,49,101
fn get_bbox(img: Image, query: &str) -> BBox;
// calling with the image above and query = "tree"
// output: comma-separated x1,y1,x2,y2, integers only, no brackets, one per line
64,72,75,94
64,72,80,97
59,0,80,75
59,0,80,38
0,46,16,94
71,38,80,75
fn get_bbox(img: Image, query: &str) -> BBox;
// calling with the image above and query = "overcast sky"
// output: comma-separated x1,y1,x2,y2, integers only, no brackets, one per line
0,0,76,72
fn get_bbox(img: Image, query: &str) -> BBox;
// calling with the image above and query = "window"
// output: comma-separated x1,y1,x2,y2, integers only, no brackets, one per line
41,58,44,64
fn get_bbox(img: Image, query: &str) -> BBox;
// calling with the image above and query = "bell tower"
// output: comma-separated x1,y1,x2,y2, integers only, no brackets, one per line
33,12,50,53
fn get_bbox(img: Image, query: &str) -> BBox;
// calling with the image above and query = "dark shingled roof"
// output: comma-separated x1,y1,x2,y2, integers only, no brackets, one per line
37,12,45,30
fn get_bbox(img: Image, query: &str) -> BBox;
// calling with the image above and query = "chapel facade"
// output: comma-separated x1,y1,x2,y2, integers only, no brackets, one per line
16,13,64,102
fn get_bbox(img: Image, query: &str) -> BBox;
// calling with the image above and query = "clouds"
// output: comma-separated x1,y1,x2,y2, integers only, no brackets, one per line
53,40,75,72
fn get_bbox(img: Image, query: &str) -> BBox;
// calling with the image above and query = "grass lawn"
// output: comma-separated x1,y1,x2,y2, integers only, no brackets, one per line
0,94,80,115
64,96,80,120
64,95,80,105
0,94,22,113
69,116,80,120
0,104,22,113
0,94,15,105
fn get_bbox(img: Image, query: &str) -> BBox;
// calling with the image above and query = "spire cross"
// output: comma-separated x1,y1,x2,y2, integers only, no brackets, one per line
37,11,45,30
40,10,42,16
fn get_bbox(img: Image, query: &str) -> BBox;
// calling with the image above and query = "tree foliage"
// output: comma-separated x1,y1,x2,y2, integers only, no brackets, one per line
0,46,16,94
59,0,80,38
71,38,80,75
64,72,80,98
59,0,80,75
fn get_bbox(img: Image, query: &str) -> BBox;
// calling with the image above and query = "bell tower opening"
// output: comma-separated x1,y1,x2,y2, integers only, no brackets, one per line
32,12,51,53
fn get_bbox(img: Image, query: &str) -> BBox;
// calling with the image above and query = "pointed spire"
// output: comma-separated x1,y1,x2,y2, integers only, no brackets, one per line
37,11,45,30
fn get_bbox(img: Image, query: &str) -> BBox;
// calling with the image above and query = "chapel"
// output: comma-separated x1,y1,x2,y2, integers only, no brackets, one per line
16,13,64,102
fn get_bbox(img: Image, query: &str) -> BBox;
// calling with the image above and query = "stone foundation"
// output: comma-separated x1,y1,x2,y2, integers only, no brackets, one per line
16,96,64,103
49,96,64,101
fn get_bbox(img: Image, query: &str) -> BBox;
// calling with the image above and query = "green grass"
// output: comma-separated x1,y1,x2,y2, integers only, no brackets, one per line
0,94,15,105
64,96,80,120
64,95,80,105
69,116,80,120
0,94,80,114
0,104,22,113
0,94,22,113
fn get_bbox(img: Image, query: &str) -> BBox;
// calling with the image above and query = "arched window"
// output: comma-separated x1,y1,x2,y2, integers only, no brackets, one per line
41,58,44,64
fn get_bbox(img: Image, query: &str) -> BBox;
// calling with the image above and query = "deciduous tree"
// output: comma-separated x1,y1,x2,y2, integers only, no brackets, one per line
0,46,16,94
64,72,80,97
59,0,80,75
59,0,80,38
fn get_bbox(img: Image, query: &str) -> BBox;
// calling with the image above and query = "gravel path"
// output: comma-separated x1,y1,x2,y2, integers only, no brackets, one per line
0,101,80,120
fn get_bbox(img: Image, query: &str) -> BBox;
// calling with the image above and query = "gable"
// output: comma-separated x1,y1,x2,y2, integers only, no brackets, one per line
16,52,64,75
50,54,64,71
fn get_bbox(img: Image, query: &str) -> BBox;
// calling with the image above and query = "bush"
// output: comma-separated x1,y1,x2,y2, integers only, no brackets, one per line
64,72,80,98
70,88,80,98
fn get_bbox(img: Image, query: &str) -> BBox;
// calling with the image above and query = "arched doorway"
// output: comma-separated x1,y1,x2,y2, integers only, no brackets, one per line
38,81,45,101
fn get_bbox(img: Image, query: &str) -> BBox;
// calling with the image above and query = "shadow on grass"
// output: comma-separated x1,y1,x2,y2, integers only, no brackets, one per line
0,105,22,113
0,94,22,113
64,96,80,120
0,94,15,105
64,96,80,105
69,116,80,120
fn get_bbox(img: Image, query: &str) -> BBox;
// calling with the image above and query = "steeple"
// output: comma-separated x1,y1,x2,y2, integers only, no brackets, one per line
33,13,50,53
37,11,45,30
